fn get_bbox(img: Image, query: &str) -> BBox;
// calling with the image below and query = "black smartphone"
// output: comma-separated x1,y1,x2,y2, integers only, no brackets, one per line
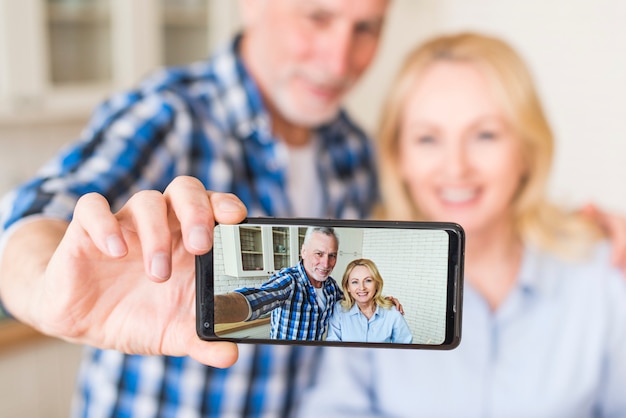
196,217,464,349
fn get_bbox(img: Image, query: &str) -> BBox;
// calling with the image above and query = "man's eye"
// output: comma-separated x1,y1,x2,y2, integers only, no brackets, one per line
354,22,382,37
307,11,331,27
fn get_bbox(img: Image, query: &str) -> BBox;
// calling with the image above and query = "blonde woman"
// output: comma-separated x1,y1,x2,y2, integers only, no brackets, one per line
301,32,626,417
326,258,412,343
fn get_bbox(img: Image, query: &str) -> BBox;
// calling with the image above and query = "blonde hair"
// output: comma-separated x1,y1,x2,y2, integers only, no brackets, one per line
340,258,392,310
376,32,601,258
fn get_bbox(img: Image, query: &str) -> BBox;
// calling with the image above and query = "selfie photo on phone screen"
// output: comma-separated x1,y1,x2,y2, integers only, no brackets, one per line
196,218,464,350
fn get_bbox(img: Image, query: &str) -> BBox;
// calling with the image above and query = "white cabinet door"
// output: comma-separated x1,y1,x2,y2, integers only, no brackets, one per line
221,225,303,278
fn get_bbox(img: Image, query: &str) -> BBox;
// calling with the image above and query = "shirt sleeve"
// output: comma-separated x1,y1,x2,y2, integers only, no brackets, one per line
391,308,413,344
0,87,197,313
234,272,294,321
0,88,194,234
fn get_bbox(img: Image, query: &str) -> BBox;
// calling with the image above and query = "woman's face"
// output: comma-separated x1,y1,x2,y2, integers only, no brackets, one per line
347,265,377,305
398,61,527,236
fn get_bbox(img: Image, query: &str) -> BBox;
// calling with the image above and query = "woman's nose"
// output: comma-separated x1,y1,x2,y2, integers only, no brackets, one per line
442,142,471,178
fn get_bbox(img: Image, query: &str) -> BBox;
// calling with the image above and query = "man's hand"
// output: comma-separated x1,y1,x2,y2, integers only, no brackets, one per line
580,203,626,275
0,176,247,367
385,296,404,315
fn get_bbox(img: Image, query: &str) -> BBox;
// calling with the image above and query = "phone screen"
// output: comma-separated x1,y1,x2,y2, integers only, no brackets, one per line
196,218,464,349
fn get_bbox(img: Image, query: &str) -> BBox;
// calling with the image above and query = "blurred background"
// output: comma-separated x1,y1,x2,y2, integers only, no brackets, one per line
1,1,625,416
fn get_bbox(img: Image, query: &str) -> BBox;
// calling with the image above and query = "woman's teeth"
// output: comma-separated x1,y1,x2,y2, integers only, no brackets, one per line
440,188,477,203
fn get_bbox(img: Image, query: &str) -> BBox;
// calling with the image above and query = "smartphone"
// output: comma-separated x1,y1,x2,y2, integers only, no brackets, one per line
196,218,464,349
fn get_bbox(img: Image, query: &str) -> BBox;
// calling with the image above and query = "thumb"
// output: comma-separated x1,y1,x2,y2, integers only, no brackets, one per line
188,340,239,368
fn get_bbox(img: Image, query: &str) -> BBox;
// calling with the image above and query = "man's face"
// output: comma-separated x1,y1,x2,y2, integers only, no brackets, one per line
300,232,339,285
241,0,388,127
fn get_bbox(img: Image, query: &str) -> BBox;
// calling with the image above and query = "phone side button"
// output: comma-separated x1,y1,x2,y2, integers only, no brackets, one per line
453,265,459,313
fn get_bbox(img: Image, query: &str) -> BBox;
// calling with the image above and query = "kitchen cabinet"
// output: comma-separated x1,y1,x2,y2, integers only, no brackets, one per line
0,0,239,123
221,225,307,278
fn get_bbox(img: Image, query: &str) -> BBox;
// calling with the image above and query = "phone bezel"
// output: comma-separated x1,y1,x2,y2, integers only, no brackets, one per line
196,217,464,350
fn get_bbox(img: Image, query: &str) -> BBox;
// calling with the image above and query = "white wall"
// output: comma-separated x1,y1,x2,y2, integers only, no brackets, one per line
362,229,449,344
346,0,626,213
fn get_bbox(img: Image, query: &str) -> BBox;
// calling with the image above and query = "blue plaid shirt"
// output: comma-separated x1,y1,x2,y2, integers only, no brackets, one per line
0,35,377,417
237,261,343,340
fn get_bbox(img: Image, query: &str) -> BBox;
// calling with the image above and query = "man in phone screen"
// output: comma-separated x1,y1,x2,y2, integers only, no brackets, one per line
215,227,343,340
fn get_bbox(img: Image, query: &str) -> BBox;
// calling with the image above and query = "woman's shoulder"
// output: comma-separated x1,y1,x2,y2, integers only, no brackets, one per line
527,240,626,296
332,300,353,314
558,240,616,275
379,304,403,317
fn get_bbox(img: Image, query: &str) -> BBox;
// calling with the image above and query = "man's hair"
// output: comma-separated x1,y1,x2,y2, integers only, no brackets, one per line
303,226,339,247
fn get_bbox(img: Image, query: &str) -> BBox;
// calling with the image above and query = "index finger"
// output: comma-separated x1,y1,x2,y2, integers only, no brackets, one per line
164,176,247,254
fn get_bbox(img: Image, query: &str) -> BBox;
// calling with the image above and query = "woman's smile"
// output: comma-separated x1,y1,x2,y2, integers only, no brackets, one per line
438,187,479,205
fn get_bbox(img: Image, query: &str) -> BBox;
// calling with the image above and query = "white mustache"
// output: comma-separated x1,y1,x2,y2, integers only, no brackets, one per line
295,68,353,91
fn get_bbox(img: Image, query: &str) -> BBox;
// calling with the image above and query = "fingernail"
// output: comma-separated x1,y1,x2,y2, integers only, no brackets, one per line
217,197,244,213
151,253,171,280
189,225,211,251
106,235,126,257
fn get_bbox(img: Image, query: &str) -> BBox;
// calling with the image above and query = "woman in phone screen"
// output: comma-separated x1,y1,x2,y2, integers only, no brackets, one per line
299,32,626,417
325,258,412,344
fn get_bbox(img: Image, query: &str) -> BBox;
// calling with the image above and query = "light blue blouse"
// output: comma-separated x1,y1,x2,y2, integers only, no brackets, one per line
326,302,413,344
300,242,626,417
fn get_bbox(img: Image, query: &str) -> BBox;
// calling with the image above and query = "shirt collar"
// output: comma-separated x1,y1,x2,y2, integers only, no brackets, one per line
209,33,272,142
348,302,380,317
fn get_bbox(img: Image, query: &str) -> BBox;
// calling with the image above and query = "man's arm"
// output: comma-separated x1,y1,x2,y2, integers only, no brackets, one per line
0,218,67,328
214,293,250,324
0,177,247,368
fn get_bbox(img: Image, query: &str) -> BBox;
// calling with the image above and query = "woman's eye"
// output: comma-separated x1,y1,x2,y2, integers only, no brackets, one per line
414,134,437,145
477,130,497,140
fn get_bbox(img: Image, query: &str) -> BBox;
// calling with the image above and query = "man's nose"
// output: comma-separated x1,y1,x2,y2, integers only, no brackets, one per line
322,27,353,79
323,254,337,269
